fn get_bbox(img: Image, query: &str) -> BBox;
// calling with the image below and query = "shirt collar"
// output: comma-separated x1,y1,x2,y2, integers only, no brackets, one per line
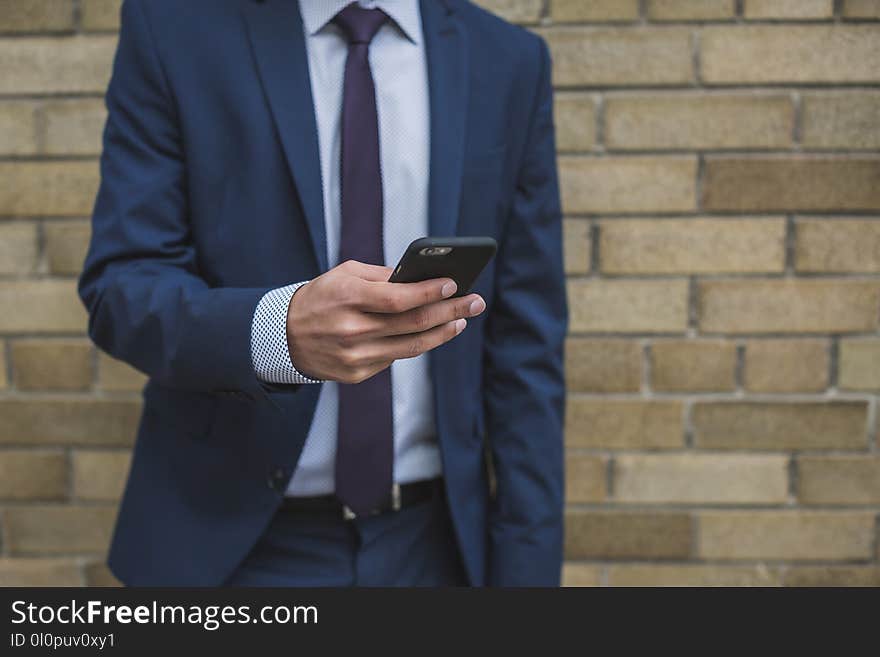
300,0,421,44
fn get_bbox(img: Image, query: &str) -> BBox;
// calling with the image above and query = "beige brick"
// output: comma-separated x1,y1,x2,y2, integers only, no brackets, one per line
566,399,683,449
701,26,880,84
648,0,735,21
784,567,880,587
0,161,100,216
560,156,697,214
12,339,93,391
81,0,122,30
839,338,880,390
699,279,880,334
551,0,640,22
554,94,596,152
563,219,590,274
566,511,692,559
0,36,116,94
0,558,83,586
651,340,737,392
561,564,601,587
44,99,107,155
44,220,91,275
605,94,792,150
0,0,74,32
744,0,834,19
0,450,67,500
73,450,130,501
0,223,38,275
796,219,880,273
615,454,788,504
843,0,880,18
84,561,121,586
566,454,606,503
97,352,147,392
699,511,875,560
566,338,642,393
472,0,542,23
801,93,880,150
0,102,38,155
0,281,87,334
799,456,880,505
0,399,140,446
744,340,829,393
693,401,868,450
703,157,880,212
541,28,693,86
608,564,780,587
569,279,689,333
5,504,116,554
601,218,785,275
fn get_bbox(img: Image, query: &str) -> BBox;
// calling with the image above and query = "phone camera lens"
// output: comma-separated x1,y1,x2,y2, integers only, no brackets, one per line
420,246,452,256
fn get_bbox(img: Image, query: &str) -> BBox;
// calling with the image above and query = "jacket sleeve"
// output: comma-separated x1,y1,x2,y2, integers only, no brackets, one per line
78,0,271,395
484,36,568,586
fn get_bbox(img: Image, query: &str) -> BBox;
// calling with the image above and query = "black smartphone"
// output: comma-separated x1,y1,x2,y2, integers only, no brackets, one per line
388,237,497,297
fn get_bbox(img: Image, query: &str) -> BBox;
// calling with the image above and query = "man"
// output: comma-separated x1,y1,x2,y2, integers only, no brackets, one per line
79,0,566,586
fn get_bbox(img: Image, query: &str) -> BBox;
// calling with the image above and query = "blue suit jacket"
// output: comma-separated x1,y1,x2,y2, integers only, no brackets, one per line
79,0,567,586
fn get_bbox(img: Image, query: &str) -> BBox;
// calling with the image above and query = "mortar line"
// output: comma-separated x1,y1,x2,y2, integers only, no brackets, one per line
73,0,83,33
828,337,840,390
734,342,746,392
792,91,803,151
787,455,799,505
784,215,796,274
594,93,606,152
691,29,702,88
589,220,601,275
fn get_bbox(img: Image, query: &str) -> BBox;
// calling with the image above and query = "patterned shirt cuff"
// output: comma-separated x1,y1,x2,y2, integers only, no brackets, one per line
251,282,323,384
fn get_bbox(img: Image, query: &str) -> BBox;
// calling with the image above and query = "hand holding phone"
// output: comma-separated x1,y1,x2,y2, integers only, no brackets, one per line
284,237,495,384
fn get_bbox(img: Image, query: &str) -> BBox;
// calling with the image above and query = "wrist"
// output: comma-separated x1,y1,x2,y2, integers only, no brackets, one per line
284,281,322,383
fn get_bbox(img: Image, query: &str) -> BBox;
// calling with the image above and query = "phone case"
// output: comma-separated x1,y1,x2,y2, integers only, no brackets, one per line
388,237,497,297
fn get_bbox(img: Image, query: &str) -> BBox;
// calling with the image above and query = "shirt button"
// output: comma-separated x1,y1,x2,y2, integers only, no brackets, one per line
267,467,288,492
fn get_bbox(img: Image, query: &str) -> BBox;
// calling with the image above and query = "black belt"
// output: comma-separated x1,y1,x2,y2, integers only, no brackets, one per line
280,478,441,520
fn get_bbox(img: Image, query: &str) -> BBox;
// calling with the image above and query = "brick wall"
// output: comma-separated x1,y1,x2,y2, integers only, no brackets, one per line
0,0,878,587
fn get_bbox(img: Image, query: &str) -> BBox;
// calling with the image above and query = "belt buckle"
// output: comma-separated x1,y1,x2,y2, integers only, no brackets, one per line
391,483,401,511
341,484,401,521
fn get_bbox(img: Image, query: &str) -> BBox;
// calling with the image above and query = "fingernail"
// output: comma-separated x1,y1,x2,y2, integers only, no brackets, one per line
441,281,457,298
455,318,467,334
469,298,486,315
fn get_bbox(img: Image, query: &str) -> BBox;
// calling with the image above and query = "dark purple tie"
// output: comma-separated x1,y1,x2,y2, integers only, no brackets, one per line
333,3,393,517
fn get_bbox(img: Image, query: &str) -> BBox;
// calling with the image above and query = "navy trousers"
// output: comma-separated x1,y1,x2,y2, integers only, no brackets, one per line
224,487,468,586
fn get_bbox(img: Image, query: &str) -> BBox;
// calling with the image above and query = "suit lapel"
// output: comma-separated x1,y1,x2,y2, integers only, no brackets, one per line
421,0,469,238
242,0,328,271
421,0,470,440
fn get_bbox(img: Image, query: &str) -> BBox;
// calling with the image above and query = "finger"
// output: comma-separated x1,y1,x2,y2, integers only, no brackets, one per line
357,277,457,313
368,318,467,362
377,294,485,337
339,260,394,282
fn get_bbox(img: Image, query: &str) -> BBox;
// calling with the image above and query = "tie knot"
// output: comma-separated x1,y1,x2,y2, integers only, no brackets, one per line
333,2,388,45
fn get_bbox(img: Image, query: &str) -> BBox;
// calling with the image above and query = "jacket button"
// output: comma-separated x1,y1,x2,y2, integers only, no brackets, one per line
267,467,288,492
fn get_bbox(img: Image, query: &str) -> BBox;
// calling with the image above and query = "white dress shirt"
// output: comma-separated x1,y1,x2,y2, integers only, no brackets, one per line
250,0,441,496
